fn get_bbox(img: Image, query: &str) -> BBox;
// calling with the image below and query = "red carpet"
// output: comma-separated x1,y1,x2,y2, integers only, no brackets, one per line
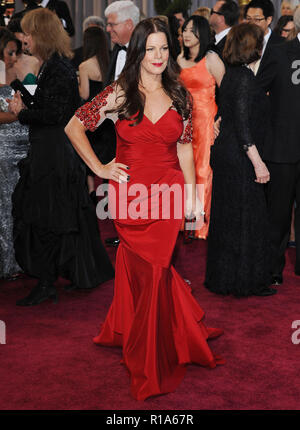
1,217,300,410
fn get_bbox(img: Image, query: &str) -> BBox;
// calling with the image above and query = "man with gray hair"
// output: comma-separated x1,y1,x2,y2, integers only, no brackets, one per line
256,7,300,286
72,15,105,70
105,0,140,85
83,15,105,32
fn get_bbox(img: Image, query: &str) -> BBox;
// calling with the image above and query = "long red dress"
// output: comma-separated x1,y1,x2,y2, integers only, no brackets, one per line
75,85,224,401
180,57,218,239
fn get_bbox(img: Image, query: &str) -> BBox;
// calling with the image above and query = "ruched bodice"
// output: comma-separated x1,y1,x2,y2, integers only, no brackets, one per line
110,109,186,260
116,109,182,173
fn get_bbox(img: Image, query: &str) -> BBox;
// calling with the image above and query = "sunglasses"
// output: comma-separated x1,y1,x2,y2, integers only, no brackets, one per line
211,8,224,16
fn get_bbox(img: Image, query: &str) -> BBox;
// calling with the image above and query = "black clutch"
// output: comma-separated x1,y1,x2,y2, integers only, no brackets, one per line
183,215,196,244
10,79,35,109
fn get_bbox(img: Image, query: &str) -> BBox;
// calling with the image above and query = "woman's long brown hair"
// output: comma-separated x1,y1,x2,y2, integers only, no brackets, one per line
83,26,109,80
110,17,191,126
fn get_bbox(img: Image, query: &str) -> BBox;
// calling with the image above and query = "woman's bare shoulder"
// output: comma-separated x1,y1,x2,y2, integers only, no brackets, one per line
177,52,185,66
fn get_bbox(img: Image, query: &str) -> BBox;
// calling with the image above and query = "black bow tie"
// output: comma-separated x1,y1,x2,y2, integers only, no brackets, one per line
118,45,127,52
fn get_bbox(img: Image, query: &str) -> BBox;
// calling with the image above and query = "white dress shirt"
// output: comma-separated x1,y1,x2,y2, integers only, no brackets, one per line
114,43,129,81
215,27,231,45
252,28,272,75
262,28,272,58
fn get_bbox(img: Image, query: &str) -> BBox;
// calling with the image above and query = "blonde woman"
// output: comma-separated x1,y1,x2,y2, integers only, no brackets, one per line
8,8,114,306
193,6,211,21
281,0,294,15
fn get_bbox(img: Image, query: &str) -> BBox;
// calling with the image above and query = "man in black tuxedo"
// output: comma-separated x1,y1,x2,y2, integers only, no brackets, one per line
245,0,284,75
11,0,41,21
210,1,238,112
173,9,187,29
40,0,74,37
209,0,239,58
256,7,300,286
101,1,140,247
104,0,139,86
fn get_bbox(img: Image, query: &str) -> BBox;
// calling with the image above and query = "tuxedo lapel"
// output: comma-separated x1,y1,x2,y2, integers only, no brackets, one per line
46,0,56,9
286,37,300,61
257,32,284,75
45,0,74,37
215,36,226,57
105,45,122,87
268,31,284,46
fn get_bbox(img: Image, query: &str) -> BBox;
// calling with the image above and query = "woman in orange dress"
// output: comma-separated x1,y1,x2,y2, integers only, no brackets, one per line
178,15,225,239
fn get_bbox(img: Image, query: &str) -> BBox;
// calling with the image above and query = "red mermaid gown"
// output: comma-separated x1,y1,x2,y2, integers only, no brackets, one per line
75,85,224,401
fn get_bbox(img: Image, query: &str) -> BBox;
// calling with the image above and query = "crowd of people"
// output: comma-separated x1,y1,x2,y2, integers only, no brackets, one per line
0,0,300,401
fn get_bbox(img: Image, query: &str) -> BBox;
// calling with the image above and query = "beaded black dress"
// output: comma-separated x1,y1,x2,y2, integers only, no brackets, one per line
205,65,271,297
12,53,114,288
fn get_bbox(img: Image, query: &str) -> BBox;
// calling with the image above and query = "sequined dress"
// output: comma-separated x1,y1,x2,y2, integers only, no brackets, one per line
0,86,29,278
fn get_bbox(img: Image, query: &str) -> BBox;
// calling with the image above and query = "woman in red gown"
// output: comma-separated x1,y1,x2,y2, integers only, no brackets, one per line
65,18,224,401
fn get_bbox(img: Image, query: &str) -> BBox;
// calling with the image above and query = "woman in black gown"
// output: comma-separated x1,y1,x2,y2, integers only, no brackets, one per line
205,23,276,297
78,26,111,203
78,26,109,102
8,8,114,306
